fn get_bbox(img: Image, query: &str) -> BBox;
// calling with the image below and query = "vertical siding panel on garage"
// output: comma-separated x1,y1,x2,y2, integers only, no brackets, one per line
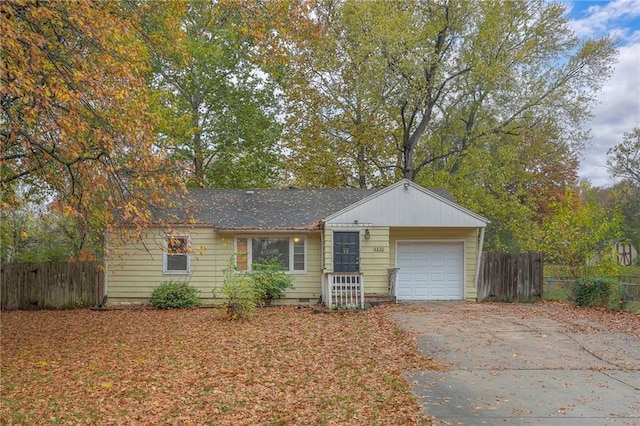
324,182,488,228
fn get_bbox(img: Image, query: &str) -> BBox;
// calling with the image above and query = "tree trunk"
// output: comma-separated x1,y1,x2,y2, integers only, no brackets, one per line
403,140,415,181
356,145,367,188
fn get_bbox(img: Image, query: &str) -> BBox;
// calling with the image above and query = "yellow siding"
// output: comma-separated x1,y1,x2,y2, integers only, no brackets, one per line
108,225,480,304
323,227,390,294
359,227,390,293
389,227,479,301
107,228,323,305
322,228,334,272
285,233,323,301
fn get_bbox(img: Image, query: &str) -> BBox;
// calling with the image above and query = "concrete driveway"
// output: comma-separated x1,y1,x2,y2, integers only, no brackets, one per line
389,302,640,425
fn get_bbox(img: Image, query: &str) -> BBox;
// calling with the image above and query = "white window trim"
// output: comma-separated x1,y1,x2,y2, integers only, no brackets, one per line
235,235,307,274
163,234,191,274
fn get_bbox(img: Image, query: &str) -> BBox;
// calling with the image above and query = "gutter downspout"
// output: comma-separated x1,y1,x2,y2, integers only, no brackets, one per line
103,228,109,307
320,225,325,305
473,227,486,301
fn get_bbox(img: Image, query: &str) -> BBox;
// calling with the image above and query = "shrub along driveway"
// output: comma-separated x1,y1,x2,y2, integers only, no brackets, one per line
1,306,437,425
389,302,640,425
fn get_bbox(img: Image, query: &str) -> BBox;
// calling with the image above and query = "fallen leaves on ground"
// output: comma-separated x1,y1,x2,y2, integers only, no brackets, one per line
380,300,640,339
528,301,640,338
1,306,439,425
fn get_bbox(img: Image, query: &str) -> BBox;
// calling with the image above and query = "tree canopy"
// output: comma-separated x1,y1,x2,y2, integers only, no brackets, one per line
146,1,286,188
279,0,616,250
281,0,615,190
1,0,180,234
0,0,629,263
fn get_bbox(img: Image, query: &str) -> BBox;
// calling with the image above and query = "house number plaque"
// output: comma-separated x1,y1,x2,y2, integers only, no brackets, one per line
373,247,385,252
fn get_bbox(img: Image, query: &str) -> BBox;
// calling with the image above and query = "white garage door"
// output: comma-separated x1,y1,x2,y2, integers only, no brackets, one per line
396,242,464,300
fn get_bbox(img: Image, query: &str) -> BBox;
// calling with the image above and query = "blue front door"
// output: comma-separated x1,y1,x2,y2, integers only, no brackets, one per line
333,232,360,273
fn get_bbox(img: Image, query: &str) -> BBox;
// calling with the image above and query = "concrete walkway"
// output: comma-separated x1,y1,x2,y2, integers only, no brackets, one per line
389,302,640,425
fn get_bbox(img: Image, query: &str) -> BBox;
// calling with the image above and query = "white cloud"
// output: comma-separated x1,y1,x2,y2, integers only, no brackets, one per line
569,0,640,42
562,0,640,186
579,42,640,187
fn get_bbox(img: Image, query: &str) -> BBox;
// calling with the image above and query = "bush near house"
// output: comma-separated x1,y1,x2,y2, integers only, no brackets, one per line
250,257,294,305
220,258,294,319
221,267,259,320
544,264,640,313
150,281,200,309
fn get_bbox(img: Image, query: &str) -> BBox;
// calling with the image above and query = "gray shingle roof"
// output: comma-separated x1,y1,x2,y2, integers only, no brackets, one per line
157,186,456,230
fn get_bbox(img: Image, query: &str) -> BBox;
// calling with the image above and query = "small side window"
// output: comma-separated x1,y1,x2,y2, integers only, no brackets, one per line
236,238,248,271
164,235,189,273
293,237,305,271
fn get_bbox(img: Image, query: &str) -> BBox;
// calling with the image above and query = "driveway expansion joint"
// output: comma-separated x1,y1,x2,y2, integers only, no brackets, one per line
389,302,640,425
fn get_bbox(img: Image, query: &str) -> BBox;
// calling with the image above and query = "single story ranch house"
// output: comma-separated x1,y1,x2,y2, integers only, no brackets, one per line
106,179,489,308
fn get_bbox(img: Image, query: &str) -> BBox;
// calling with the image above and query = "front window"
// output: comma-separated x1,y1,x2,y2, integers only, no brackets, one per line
236,236,306,272
164,235,190,273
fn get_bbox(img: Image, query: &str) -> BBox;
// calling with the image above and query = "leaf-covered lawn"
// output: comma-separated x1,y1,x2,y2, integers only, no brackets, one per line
1,307,438,425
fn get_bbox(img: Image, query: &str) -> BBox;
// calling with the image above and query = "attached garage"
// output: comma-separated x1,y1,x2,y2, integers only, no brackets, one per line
396,242,464,300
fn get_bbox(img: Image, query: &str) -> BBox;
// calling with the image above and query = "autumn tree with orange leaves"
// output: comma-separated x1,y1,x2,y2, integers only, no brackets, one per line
1,0,181,243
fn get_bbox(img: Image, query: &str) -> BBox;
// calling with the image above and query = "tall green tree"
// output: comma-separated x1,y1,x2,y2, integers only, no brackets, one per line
147,1,284,188
602,181,640,259
608,127,640,185
284,0,615,188
606,128,640,258
429,116,580,251
281,0,615,250
531,185,624,277
281,1,395,188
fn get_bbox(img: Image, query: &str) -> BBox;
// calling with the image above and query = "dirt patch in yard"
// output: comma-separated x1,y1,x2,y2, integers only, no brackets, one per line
1,306,438,425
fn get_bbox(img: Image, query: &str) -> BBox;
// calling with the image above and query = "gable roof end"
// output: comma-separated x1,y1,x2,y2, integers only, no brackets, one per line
323,179,489,227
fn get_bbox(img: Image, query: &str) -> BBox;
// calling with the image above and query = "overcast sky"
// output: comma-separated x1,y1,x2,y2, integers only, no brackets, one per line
562,0,640,187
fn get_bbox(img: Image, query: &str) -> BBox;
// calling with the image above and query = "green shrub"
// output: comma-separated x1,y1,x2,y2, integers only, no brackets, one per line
250,257,294,305
220,265,259,320
150,281,200,309
572,277,617,308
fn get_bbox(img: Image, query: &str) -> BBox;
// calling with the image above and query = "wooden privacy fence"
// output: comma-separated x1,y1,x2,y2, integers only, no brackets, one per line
1,262,103,310
478,253,543,303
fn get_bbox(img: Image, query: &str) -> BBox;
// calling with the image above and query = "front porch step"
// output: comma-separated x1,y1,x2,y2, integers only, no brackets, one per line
364,293,396,309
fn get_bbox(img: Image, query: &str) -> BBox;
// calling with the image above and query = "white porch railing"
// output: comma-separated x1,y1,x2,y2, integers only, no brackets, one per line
325,273,364,309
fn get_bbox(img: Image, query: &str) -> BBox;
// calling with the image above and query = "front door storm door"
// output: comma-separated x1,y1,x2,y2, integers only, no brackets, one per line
333,232,360,273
